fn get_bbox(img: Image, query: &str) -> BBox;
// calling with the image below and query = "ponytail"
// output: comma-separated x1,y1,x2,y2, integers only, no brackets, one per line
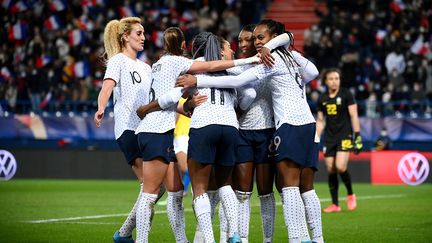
163,27,185,56
103,17,142,59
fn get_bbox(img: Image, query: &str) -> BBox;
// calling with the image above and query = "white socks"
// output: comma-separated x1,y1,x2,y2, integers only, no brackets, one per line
136,192,158,243
207,190,220,221
193,193,214,243
236,190,252,241
301,190,324,243
119,183,143,237
281,187,310,243
219,185,239,238
167,191,188,243
259,192,276,243
219,202,228,243
193,227,204,243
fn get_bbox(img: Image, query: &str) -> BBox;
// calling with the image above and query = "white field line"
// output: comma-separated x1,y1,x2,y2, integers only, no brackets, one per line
23,193,406,224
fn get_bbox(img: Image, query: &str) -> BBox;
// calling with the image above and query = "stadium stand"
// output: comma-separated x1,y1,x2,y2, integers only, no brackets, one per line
0,0,269,115
301,0,432,118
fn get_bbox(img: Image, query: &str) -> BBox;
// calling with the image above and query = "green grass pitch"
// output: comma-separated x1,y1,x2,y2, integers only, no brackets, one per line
0,180,431,242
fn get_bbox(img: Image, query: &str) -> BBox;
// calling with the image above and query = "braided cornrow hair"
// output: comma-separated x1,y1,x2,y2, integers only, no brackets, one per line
257,19,296,76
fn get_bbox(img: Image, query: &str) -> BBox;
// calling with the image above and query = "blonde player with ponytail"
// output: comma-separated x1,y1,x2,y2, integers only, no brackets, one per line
94,17,159,243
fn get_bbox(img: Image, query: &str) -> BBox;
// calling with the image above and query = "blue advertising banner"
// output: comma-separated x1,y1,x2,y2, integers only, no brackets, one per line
1,115,431,142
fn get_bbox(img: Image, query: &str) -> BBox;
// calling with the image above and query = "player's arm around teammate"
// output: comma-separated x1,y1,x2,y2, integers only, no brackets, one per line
176,19,324,243
230,25,293,243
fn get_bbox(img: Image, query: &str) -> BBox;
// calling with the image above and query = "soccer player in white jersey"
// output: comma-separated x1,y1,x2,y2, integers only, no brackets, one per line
232,24,278,243
94,17,154,243
133,27,257,243
176,19,325,243
214,24,286,243
187,32,243,243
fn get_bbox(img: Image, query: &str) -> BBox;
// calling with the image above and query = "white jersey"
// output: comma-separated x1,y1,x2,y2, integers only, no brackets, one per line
190,63,238,129
104,53,152,139
136,55,193,134
229,66,274,130
252,52,316,129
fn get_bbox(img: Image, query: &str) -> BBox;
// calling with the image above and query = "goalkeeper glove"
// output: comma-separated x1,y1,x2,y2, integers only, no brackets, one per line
353,132,363,154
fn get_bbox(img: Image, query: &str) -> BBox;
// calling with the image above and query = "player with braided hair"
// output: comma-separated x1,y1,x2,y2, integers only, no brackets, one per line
176,18,325,243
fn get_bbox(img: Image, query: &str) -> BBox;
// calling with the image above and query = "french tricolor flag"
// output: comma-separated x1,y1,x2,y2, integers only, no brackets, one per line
8,20,28,41
48,0,66,12
410,36,430,56
68,29,85,46
147,10,159,21
81,0,104,7
390,0,406,13
36,55,53,68
0,66,11,82
44,15,62,31
375,29,387,45
39,91,52,109
73,61,90,78
77,15,93,30
152,30,164,48
119,5,135,17
9,1,28,13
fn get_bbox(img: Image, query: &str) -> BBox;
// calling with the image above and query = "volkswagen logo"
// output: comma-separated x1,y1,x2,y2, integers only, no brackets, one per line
397,152,429,186
0,150,17,181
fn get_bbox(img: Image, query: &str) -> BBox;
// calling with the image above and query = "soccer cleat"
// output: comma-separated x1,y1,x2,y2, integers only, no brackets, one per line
347,194,357,211
227,233,241,243
113,231,134,243
323,204,341,213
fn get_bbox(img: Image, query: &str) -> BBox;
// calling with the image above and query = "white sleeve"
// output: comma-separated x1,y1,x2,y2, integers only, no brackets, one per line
263,33,291,50
233,56,260,66
175,56,194,74
197,70,259,88
292,51,319,84
158,87,184,109
238,85,256,110
103,55,121,84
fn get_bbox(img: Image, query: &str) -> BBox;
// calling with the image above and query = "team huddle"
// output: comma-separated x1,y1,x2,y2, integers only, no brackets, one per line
95,16,325,243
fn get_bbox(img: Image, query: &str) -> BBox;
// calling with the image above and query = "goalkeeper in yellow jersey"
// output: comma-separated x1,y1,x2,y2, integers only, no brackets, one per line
174,97,192,196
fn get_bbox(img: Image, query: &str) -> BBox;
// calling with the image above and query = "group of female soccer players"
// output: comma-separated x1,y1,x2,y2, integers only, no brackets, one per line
95,16,325,243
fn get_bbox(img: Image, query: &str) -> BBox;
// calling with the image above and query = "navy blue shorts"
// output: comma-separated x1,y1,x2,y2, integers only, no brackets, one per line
116,130,141,166
237,128,275,164
137,130,176,164
270,123,319,170
188,125,238,166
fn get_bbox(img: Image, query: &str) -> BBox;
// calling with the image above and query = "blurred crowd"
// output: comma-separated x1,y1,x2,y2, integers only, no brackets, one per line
0,0,267,114
1,0,431,118
304,0,432,117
